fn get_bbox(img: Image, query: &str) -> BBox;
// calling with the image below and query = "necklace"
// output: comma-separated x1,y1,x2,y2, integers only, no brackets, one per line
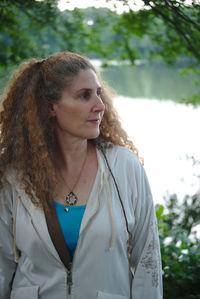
64,147,88,212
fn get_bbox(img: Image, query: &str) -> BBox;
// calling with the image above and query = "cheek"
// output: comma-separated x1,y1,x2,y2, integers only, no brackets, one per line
55,105,86,128
54,107,70,127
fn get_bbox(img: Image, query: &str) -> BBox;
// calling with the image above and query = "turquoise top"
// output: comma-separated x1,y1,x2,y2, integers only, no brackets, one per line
54,201,86,260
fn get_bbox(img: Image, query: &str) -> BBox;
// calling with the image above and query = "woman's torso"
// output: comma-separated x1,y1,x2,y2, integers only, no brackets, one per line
0,145,158,299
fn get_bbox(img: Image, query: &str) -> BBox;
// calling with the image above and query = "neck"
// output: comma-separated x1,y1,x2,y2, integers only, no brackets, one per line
54,135,89,171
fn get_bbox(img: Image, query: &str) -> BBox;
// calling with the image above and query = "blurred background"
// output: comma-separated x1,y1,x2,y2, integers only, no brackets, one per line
0,0,200,297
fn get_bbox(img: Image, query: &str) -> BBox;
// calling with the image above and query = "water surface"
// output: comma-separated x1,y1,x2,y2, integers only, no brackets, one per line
114,96,200,204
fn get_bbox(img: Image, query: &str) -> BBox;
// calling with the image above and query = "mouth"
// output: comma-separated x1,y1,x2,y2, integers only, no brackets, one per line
87,119,101,125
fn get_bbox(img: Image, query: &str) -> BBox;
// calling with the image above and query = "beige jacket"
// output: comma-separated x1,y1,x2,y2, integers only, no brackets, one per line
0,146,163,299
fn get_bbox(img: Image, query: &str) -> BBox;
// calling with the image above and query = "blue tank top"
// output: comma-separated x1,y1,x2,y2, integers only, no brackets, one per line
54,201,86,260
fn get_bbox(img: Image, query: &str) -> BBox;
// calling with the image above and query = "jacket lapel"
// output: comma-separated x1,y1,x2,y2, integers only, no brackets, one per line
79,168,101,234
6,170,63,264
79,148,107,235
19,193,63,264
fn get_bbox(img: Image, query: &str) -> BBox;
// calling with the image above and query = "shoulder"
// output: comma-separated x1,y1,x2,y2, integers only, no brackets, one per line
98,144,154,210
104,145,151,194
0,168,15,194
0,179,15,219
105,145,143,173
0,167,25,202
1,167,18,190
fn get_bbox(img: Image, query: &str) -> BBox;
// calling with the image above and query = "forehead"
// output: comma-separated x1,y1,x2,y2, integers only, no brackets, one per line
69,69,101,91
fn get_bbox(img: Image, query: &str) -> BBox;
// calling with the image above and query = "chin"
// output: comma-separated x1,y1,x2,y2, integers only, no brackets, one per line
85,129,100,140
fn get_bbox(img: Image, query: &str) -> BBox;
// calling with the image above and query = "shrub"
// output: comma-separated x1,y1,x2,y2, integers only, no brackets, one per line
156,194,200,299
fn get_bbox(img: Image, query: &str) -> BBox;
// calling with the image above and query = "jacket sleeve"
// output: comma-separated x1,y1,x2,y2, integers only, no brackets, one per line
130,163,163,299
0,182,17,298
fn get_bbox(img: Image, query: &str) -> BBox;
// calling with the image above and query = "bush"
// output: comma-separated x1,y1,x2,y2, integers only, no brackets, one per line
156,194,200,299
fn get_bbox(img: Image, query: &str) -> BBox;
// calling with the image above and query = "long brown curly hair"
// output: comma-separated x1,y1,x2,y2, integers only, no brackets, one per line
0,51,139,211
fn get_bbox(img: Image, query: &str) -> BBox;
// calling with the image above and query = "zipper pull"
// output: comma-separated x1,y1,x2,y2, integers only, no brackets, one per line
67,264,73,295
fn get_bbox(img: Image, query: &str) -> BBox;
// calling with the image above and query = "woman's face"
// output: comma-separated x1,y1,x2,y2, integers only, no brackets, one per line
51,69,105,141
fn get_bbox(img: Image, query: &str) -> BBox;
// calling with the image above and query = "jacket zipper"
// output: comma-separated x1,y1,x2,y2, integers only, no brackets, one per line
67,262,73,295
66,232,83,296
65,194,100,296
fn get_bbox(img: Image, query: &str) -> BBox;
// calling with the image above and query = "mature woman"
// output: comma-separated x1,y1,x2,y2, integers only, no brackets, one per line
0,52,162,299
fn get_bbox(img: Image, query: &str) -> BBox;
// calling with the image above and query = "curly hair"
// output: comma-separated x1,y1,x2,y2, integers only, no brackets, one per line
0,51,139,211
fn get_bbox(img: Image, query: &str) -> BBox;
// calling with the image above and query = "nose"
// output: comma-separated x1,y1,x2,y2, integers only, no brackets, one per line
92,94,105,113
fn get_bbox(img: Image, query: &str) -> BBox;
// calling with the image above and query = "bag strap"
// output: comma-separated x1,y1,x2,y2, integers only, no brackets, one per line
44,201,71,270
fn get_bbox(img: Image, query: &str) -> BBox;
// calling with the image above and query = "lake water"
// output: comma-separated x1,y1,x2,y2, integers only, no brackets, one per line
114,96,200,205
101,62,200,101
98,62,200,205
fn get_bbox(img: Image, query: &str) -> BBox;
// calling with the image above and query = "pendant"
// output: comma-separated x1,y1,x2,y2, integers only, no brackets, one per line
65,192,78,212
66,191,78,206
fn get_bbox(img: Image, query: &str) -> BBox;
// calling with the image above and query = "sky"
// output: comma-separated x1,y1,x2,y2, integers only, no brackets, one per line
58,0,145,13
58,0,196,13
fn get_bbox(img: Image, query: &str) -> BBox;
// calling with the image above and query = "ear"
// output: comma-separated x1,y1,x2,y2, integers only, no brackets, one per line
48,99,58,117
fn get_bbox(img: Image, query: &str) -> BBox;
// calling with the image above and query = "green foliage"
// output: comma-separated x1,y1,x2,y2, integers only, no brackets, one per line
0,1,200,104
1,1,200,67
101,0,200,104
156,193,200,298
80,3,200,104
56,8,90,54
180,93,200,106
0,0,59,66
116,0,200,64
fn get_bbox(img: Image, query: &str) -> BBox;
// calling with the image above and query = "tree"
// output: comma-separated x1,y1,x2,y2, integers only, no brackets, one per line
0,1,98,68
0,0,60,66
84,1,200,104
104,0,200,65
1,1,200,105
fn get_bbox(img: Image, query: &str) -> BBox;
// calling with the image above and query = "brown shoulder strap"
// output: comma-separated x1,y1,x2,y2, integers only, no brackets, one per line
44,202,71,270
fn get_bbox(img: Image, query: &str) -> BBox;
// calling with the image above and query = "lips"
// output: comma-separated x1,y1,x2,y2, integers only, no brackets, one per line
87,118,101,124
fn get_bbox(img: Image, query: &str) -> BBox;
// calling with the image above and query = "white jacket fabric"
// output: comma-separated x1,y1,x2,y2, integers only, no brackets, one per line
0,145,163,299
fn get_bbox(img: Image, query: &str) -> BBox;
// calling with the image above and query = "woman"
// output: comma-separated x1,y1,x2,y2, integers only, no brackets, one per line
0,52,162,299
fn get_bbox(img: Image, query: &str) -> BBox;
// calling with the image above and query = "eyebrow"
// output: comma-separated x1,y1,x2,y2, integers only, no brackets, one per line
76,86,102,93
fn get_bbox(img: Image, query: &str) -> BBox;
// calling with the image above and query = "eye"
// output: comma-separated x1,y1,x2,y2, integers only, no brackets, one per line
96,88,102,98
80,90,91,100
97,89,101,97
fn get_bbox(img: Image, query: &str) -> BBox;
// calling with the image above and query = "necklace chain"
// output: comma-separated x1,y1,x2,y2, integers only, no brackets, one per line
65,147,88,192
62,146,88,211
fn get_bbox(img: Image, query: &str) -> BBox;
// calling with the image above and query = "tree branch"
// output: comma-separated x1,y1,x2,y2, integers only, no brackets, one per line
164,0,200,31
147,1,200,61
